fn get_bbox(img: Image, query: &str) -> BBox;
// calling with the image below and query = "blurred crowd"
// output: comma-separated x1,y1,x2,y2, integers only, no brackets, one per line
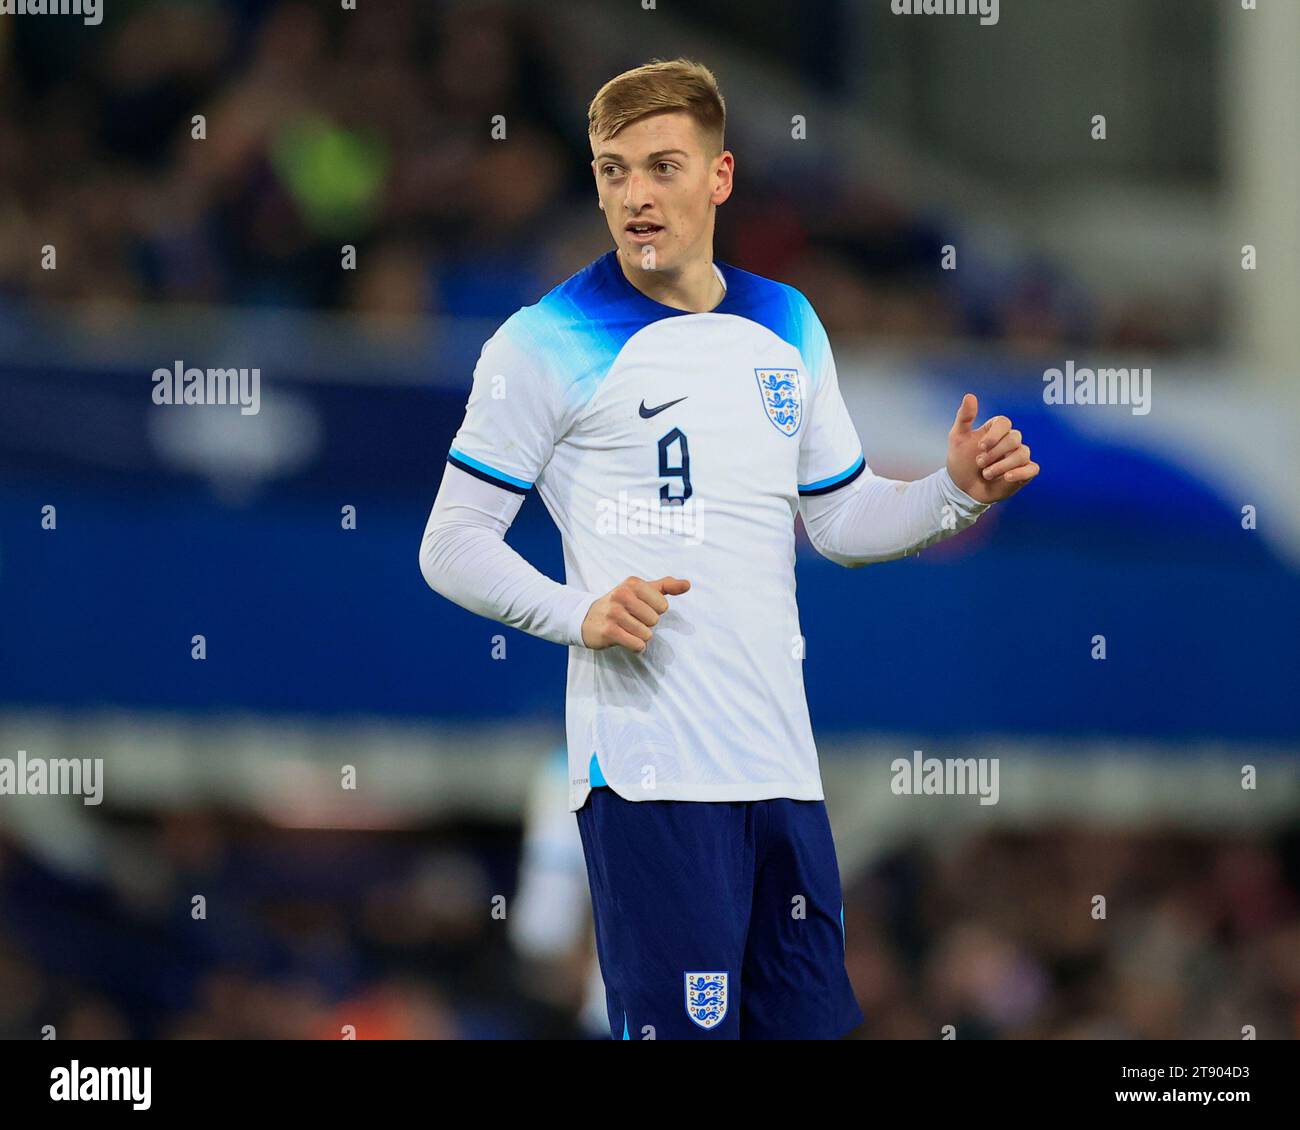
0,0,1195,350
2,815,1294,1040
844,826,1300,1040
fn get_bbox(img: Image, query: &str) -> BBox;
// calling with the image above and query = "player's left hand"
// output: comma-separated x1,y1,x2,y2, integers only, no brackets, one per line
946,393,1040,504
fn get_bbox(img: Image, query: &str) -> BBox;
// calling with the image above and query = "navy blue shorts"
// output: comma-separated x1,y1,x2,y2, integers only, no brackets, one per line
576,787,864,1040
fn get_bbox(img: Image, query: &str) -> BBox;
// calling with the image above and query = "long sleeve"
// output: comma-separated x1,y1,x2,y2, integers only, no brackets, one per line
419,463,598,646
798,464,989,568
787,289,989,566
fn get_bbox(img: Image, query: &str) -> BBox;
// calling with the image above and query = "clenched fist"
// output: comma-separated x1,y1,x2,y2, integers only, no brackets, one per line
581,575,691,653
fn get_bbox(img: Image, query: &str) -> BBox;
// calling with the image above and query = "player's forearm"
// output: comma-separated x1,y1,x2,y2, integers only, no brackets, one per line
799,466,988,567
419,466,596,647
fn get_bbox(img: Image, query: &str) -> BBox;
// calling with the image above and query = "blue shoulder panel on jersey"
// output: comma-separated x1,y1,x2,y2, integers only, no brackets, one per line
496,252,829,401
497,252,689,408
712,259,830,385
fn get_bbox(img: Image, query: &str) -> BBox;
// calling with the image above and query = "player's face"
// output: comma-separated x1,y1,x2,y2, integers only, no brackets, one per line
591,111,733,274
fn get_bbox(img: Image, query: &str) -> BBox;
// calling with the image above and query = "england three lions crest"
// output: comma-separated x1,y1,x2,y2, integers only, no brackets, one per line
684,971,728,1030
755,368,803,436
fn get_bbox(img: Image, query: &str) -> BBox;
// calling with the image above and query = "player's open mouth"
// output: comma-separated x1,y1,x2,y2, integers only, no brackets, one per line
625,222,664,243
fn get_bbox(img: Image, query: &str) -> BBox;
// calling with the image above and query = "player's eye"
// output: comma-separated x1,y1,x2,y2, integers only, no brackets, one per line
655,162,677,175
601,164,623,178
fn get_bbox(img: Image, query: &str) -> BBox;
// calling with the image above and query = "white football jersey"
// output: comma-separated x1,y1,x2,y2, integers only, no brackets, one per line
449,251,865,810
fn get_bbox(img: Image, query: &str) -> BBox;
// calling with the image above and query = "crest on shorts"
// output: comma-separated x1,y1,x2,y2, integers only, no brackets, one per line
684,971,729,1030
755,369,802,436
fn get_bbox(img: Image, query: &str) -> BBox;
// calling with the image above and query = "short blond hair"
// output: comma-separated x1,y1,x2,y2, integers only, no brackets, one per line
588,58,725,154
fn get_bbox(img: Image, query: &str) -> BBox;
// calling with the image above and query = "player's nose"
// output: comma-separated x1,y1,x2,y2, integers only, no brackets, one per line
623,173,652,211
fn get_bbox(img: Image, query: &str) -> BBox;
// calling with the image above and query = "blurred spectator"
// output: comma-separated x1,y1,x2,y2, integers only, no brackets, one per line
0,0,1197,349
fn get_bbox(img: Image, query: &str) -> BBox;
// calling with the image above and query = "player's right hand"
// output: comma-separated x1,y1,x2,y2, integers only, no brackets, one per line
580,576,691,653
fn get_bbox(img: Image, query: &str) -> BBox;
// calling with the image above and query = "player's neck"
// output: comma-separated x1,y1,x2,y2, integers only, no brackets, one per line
615,249,724,314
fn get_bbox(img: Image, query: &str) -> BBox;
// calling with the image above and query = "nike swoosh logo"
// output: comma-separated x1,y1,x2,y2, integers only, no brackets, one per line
639,396,688,418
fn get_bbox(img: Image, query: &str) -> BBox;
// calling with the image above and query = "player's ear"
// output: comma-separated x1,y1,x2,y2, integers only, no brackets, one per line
711,151,735,206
